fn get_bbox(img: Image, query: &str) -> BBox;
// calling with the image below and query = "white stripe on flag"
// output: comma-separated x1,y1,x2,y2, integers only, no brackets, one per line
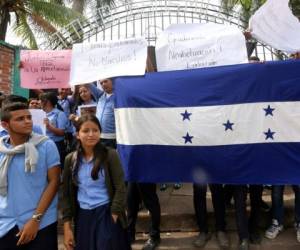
115,101,300,146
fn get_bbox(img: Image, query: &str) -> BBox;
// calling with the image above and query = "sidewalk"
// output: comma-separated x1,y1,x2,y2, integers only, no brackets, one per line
58,184,300,249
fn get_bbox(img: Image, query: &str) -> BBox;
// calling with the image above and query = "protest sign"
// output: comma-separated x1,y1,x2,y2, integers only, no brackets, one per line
249,0,300,53
20,50,71,89
69,38,148,85
78,104,97,116
29,109,46,135
155,23,248,72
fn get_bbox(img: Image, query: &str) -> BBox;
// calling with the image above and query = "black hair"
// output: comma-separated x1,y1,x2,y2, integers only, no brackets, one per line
1,94,28,107
39,92,63,111
72,114,108,182
1,102,29,122
71,84,95,114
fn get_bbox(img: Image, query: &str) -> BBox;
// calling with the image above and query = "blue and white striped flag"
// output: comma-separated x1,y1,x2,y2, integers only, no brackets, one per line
115,60,300,184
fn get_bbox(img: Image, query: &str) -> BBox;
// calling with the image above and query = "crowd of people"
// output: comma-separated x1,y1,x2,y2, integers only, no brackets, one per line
0,53,300,250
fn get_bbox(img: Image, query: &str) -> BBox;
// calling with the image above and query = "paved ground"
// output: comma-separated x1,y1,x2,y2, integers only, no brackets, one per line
58,184,300,249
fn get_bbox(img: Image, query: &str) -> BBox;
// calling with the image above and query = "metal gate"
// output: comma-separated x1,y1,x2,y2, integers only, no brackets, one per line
40,0,284,61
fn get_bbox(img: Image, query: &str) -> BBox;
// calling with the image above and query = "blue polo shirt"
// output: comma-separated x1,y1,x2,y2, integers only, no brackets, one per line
0,138,60,237
58,98,73,133
77,157,110,210
96,93,116,138
45,108,68,142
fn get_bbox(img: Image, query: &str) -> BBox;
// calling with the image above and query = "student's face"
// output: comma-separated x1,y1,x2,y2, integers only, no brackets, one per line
100,79,113,94
76,121,100,148
1,109,32,136
58,88,69,98
29,100,40,109
79,86,92,102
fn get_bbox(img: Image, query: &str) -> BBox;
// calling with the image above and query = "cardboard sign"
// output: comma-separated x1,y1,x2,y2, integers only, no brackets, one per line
29,109,46,135
69,38,148,85
155,23,248,71
20,50,71,89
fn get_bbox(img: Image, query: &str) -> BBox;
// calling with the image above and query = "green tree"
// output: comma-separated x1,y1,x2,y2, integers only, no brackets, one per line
221,0,266,26
68,0,115,44
290,0,300,19
0,0,81,48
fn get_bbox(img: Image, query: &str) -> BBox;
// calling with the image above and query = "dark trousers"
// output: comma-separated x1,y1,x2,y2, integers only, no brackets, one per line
127,183,161,240
232,185,263,240
0,223,57,250
233,185,249,240
272,185,300,224
193,184,226,233
248,185,263,232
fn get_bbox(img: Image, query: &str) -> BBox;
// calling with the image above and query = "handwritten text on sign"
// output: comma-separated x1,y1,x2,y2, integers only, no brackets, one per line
155,23,248,72
20,50,71,89
69,38,148,85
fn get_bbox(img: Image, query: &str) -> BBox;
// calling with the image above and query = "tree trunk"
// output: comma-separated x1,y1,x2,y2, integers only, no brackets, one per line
0,8,10,41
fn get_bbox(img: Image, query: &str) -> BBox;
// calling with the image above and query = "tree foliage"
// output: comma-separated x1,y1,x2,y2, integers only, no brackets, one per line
0,0,81,48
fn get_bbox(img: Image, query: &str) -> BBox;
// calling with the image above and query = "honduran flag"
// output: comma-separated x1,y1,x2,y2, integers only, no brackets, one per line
114,60,300,184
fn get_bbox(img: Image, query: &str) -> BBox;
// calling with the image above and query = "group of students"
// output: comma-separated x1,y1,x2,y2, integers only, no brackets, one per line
0,79,134,250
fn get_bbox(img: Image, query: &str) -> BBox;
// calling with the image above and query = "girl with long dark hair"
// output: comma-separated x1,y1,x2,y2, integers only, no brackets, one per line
62,114,130,250
69,84,97,124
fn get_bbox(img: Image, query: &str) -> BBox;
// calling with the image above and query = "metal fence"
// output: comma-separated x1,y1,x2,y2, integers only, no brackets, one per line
40,0,285,61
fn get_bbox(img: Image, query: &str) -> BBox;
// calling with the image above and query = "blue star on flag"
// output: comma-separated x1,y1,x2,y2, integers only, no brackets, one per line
264,105,275,116
181,110,192,121
264,128,275,140
223,120,234,131
182,132,193,144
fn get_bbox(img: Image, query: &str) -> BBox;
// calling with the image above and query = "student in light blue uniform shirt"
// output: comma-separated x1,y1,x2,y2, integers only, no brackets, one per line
40,92,68,168
62,114,129,250
0,102,60,250
96,78,116,149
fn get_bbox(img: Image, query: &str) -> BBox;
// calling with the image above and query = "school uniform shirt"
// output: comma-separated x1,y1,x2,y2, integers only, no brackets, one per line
45,108,68,142
58,98,71,117
96,93,116,139
77,157,110,210
0,127,7,137
0,138,60,237
58,98,74,134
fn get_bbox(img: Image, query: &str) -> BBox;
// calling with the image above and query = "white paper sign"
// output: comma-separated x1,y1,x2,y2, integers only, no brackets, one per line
78,104,97,116
30,109,46,135
69,38,148,85
155,23,248,72
249,0,300,53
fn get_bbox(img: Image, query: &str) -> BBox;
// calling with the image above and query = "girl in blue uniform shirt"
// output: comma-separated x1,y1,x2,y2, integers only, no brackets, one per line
69,84,97,124
62,114,130,250
39,92,68,168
